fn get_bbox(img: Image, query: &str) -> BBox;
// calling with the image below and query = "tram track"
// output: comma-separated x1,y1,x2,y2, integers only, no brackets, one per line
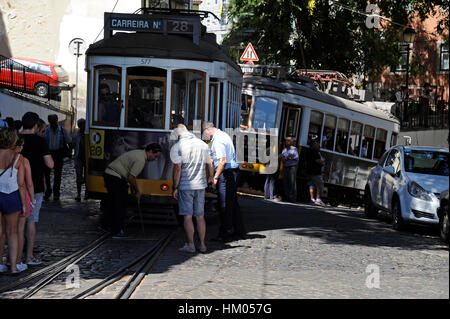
0,232,110,297
74,230,175,299
0,229,175,299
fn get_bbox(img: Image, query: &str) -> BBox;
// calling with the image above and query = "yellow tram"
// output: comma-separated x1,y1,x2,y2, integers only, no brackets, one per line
84,8,242,204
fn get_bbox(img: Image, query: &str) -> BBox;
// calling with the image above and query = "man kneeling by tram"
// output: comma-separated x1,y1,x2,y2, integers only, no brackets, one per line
102,143,162,238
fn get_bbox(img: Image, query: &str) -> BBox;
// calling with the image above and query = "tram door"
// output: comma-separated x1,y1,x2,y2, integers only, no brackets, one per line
126,76,166,129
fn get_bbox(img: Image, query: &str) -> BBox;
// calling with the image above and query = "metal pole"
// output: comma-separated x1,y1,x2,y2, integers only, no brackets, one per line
405,45,410,127
75,41,80,123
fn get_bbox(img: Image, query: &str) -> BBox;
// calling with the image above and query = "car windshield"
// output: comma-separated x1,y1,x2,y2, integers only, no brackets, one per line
54,66,68,80
404,149,449,176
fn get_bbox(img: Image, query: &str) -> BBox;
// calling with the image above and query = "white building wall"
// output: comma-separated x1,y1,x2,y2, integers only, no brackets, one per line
198,0,231,44
0,0,140,120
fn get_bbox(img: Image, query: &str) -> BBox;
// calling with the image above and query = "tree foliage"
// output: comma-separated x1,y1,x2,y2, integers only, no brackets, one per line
223,0,448,80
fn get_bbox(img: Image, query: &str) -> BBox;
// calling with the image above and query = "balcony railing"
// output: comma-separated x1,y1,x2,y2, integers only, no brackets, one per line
395,100,448,130
0,55,71,102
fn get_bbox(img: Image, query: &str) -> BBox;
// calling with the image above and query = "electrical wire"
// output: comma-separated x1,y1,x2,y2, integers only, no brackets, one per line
92,0,120,43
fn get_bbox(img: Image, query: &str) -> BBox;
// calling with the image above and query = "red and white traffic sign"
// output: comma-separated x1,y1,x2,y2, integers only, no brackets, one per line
240,43,259,62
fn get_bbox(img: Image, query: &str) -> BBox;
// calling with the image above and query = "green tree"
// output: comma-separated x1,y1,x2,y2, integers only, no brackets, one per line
223,0,448,82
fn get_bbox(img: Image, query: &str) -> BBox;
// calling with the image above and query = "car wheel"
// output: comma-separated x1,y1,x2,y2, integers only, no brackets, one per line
35,83,49,97
392,199,405,231
439,204,449,244
364,188,378,218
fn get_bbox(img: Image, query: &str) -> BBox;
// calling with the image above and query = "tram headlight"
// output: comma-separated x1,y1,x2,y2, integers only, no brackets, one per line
160,184,169,191
242,164,247,169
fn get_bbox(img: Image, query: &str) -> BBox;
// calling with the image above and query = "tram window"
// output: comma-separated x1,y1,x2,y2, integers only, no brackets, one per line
209,84,218,125
241,94,252,130
284,106,301,139
374,128,387,161
126,76,166,129
94,66,121,126
251,97,278,131
349,122,362,157
390,132,398,147
171,70,205,128
335,118,350,153
307,110,323,145
362,125,375,159
323,114,336,151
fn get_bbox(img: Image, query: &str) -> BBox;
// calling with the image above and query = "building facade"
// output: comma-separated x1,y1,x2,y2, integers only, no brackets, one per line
368,8,449,106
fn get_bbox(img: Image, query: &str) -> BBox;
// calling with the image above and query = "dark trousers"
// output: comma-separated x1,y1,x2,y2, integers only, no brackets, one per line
103,174,129,235
217,169,246,237
283,166,297,202
45,150,64,199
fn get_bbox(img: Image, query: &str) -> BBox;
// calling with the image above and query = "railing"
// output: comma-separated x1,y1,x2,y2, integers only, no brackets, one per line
396,100,449,130
0,55,70,102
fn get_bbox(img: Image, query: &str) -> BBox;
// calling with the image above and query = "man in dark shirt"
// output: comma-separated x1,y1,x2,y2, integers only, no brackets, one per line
21,112,54,266
307,141,325,206
72,118,86,201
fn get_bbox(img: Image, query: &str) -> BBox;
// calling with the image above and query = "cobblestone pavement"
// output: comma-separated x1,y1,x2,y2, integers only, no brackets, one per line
0,160,448,299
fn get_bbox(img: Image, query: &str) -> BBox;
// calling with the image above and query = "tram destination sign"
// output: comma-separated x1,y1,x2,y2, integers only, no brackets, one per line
104,12,200,44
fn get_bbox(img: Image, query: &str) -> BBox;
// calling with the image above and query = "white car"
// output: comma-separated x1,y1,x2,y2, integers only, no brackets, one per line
364,146,449,230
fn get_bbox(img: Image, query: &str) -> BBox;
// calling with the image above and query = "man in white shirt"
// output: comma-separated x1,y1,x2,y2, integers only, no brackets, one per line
171,124,214,253
202,121,246,242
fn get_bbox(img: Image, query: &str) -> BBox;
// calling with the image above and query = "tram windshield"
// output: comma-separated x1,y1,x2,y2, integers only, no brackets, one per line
94,66,121,125
171,70,205,128
127,77,166,129
251,97,278,131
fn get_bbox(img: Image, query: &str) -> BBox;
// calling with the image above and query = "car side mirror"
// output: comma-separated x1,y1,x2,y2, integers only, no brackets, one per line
383,166,395,176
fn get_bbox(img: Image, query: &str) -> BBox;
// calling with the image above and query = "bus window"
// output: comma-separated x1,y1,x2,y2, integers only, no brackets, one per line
335,118,350,153
362,125,375,159
308,110,323,145
94,66,121,126
323,114,336,151
240,94,252,130
251,96,278,131
374,128,387,161
390,132,398,147
171,70,205,128
349,122,362,156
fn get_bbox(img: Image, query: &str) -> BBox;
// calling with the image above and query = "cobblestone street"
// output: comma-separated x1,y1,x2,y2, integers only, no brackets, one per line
0,160,448,299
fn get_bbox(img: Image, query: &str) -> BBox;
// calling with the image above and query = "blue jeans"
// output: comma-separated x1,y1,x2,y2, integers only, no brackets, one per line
264,173,277,199
217,169,246,237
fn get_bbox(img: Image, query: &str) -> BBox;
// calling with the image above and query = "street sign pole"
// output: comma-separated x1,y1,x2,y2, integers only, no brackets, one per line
69,38,86,124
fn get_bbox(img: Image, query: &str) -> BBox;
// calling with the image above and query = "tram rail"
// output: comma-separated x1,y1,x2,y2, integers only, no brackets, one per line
73,230,175,299
0,233,110,297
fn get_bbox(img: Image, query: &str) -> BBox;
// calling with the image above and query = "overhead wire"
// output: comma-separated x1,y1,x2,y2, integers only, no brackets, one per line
92,0,120,43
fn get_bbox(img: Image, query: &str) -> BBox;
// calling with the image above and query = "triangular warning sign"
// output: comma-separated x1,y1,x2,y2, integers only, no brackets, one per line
240,43,259,61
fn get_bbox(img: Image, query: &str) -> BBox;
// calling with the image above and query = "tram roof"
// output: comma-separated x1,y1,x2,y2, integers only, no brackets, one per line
243,76,399,124
86,31,241,73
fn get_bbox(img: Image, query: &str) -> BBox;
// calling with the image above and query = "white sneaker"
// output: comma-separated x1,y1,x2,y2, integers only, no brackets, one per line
0,264,7,273
178,244,196,253
315,199,326,206
17,262,28,272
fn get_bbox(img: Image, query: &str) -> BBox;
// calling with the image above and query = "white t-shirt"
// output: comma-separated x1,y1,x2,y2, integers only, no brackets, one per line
171,132,211,191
